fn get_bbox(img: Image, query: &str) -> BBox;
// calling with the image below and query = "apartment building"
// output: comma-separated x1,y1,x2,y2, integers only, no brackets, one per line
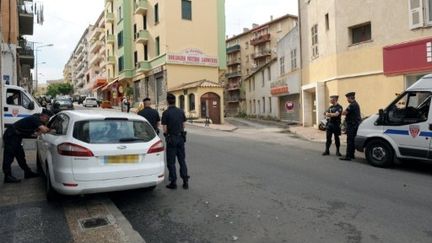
63,59,73,84
102,0,226,123
1,0,35,92
225,14,298,116
299,0,432,127
87,13,107,97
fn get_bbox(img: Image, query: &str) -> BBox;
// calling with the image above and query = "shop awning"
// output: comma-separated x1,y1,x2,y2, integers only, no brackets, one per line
102,79,118,91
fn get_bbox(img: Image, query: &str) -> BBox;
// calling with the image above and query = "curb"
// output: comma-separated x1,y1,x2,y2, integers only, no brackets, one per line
186,122,238,132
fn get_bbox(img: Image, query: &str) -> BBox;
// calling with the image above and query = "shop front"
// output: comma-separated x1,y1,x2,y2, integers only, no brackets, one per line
272,71,301,123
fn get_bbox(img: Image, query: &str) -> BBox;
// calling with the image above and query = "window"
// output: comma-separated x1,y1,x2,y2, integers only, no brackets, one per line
280,57,285,75
133,24,137,40
117,31,123,48
143,15,147,30
261,71,265,87
269,97,272,113
350,22,371,45
386,91,431,125
253,77,255,91
249,100,252,114
262,97,266,113
48,114,69,135
179,95,185,110
291,49,297,70
155,36,160,56
325,13,329,30
154,3,159,24
118,6,123,21
134,51,138,67
144,77,149,97
267,67,271,81
118,56,124,72
253,99,256,114
258,100,261,114
182,0,192,20
311,24,319,58
428,0,432,24
144,44,148,60
6,90,21,105
189,94,195,111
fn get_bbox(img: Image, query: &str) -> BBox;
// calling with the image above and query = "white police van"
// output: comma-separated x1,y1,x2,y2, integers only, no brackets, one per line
2,84,43,129
356,74,432,167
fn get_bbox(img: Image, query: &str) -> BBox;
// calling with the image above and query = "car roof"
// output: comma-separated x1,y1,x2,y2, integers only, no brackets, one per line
61,110,147,121
406,73,432,91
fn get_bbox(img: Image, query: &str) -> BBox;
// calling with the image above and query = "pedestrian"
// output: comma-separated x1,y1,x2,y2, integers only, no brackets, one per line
2,109,53,183
340,92,362,161
162,93,190,190
121,96,127,112
322,95,343,156
126,98,131,113
7,92,19,105
138,98,160,134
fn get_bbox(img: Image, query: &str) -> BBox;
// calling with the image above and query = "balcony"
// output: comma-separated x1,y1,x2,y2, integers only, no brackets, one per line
226,44,240,54
251,49,272,59
225,71,242,79
106,34,115,45
107,56,116,66
226,96,240,103
251,33,271,46
89,27,103,42
134,0,148,15
17,40,34,68
90,40,103,54
136,61,151,73
226,82,241,91
105,11,114,23
134,30,149,44
18,0,34,35
227,57,241,67
89,54,103,67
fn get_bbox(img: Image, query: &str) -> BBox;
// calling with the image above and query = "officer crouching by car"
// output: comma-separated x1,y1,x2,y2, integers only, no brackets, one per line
322,95,343,156
2,109,53,183
162,93,190,190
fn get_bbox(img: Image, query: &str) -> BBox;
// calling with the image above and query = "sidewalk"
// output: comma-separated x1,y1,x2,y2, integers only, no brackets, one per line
186,120,238,132
0,140,145,243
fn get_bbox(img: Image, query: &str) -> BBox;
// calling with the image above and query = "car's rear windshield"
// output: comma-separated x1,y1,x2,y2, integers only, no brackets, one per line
73,119,156,144
86,98,96,101
57,100,72,105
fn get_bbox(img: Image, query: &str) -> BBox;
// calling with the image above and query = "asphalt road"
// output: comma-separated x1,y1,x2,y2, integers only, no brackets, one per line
110,125,432,243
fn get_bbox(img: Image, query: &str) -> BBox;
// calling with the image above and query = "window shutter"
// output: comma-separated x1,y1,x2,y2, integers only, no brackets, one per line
427,0,432,25
409,0,424,29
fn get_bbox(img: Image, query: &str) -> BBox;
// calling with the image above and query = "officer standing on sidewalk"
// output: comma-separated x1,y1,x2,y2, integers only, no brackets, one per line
2,109,53,183
322,95,343,156
138,98,160,134
162,93,190,190
340,92,362,161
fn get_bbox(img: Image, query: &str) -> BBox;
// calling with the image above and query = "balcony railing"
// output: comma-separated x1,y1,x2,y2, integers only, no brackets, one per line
226,83,241,91
134,30,149,43
226,44,241,54
18,39,35,68
106,34,115,45
251,49,272,59
135,0,148,15
107,56,116,65
226,96,240,103
18,0,34,35
136,61,151,73
105,11,114,23
90,40,103,54
225,71,242,79
227,57,241,66
250,33,271,46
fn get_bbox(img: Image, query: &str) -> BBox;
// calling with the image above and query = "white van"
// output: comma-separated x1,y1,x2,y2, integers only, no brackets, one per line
356,74,432,167
2,84,43,130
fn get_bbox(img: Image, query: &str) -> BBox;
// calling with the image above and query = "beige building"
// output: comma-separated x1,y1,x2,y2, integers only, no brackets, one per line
224,14,298,116
299,0,432,127
87,12,107,97
100,0,226,123
35,83,48,96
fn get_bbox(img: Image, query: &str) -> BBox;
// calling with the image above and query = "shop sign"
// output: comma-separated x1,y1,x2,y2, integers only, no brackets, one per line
167,48,219,67
427,42,431,63
271,79,290,95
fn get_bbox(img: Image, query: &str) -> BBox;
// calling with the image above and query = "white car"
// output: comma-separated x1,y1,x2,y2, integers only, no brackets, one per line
83,97,98,107
36,110,165,200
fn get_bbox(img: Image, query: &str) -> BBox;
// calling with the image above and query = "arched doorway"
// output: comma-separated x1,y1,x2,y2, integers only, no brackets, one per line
200,92,221,124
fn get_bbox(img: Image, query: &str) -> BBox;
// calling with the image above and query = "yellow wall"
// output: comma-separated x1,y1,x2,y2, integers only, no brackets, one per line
166,64,219,89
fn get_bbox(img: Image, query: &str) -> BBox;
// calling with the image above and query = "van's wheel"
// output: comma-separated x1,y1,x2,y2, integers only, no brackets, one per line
365,140,394,168
45,163,59,202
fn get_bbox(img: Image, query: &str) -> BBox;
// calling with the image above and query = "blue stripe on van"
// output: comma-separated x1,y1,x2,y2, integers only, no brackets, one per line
3,114,31,118
384,129,409,135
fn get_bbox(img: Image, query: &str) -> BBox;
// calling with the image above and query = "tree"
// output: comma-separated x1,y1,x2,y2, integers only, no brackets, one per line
46,83,73,97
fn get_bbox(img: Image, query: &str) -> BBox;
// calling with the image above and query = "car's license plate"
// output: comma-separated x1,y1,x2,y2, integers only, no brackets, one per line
104,155,139,164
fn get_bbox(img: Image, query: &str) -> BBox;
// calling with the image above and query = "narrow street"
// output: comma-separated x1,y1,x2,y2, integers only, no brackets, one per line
111,125,432,243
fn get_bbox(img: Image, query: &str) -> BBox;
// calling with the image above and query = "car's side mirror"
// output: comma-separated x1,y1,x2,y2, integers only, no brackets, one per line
27,101,35,110
376,109,385,125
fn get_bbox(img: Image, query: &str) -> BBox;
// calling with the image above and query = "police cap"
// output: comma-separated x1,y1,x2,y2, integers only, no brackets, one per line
345,92,356,98
167,93,176,102
143,97,151,102
41,108,54,118
330,95,339,99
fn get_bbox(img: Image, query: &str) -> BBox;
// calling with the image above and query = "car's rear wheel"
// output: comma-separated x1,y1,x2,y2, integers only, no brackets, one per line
46,163,59,201
365,139,394,168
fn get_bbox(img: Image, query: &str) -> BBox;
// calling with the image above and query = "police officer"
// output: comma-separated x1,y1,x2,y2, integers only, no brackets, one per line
162,93,190,190
2,109,53,183
138,98,160,134
323,95,343,156
340,92,362,161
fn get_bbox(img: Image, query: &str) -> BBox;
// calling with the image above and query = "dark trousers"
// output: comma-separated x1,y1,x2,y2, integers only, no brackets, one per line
166,135,188,183
325,125,341,152
345,124,359,159
2,129,31,176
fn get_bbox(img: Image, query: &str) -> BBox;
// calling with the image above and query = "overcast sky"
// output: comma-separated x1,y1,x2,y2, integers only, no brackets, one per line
30,0,298,84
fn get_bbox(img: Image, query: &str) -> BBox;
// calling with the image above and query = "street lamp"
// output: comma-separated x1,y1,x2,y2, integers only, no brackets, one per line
35,43,54,91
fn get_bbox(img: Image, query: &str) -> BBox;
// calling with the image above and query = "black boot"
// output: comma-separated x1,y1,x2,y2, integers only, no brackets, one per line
182,180,189,190
336,148,342,157
322,151,330,156
4,174,21,183
166,182,177,189
24,170,39,179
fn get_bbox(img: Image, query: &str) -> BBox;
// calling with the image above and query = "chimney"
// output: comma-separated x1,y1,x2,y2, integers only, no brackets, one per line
252,23,259,29
243,28,250,33
270,15,273,21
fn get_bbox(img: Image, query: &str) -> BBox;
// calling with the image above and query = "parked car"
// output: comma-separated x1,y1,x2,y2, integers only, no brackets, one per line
83,97,98,107
51,99,74,114
36,110,165,200
100,100,112,109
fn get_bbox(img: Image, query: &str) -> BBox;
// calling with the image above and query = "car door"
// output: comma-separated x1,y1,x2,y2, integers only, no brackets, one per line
383,91,432,158
40,114,70,167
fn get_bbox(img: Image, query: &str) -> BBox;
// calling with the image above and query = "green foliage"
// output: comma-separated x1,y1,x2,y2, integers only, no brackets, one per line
46,83,73,97
125,86,134,97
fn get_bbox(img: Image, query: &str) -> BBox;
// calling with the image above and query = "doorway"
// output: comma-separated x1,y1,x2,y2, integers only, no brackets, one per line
200,92,221,124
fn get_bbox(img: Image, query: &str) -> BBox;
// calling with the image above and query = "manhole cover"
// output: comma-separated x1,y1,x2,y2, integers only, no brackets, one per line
79,216,111,229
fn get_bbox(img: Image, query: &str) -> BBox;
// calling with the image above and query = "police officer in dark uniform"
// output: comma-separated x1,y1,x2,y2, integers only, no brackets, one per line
138,98,160,134
340,92,362,161
2,109,53,183
323,95,343,156
162,93,190,190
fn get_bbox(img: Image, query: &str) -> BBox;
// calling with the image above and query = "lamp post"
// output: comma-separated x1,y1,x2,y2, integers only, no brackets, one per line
35,43,54,92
